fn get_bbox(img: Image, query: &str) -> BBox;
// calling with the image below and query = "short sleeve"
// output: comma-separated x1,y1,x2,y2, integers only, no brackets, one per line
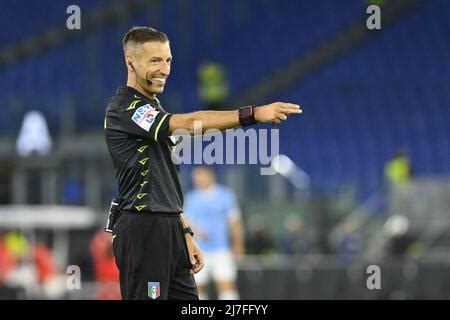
183,193,197,222
107,101,172,142
226,190,241,221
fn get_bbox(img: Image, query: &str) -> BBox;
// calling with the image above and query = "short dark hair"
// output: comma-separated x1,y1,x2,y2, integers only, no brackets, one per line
122,26,169,53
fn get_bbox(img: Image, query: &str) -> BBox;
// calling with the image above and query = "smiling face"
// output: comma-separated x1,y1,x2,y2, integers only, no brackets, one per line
126,40,172,98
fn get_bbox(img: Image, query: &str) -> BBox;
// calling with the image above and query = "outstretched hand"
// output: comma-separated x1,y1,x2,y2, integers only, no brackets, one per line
254,102,302,124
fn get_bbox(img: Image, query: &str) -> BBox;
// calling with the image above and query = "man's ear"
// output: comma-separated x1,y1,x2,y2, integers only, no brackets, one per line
125,53,134,71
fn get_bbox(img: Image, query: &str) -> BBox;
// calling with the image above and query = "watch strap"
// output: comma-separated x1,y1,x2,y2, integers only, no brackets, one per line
239,105,257,127
183,226,194,236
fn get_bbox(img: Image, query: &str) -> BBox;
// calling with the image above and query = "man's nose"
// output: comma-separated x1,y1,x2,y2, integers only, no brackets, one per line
160,63,170,76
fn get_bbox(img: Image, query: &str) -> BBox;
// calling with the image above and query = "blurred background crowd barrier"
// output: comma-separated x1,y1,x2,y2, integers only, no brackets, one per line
0,0,449,299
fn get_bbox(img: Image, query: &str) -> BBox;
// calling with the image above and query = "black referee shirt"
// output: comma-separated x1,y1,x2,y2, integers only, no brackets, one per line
104,86,183,214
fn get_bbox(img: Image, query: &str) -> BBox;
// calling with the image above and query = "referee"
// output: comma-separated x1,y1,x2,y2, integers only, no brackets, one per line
104,26,302,300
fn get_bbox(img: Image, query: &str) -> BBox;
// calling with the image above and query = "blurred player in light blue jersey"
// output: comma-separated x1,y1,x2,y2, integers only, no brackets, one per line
184,167,245,300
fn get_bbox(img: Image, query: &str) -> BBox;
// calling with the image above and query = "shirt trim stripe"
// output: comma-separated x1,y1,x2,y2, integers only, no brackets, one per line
154,114,169,142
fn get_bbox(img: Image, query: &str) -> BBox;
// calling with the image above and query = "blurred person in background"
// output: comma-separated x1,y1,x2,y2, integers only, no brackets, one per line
62,176,84,205
184,167,245,300
335,221,362,264
0,230,65,299
384,148,414,219
32,238,67,300
0,230,34,297
246,215,275,255
279,215,313,255
0,229,20,299
90,228,121,300
197,60,229,110
384,148,412,196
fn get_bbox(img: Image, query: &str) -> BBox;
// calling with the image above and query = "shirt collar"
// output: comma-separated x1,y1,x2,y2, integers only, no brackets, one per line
117,86,160,106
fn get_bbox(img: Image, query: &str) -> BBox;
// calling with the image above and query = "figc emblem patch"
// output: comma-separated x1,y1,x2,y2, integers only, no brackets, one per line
148,282,160,299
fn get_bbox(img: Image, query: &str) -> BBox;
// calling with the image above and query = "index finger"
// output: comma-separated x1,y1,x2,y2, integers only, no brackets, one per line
282,106,303,114
280,103,300,109
281,103,301,109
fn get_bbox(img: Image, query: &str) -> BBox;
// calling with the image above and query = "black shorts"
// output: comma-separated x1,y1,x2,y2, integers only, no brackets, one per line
112,211,198,300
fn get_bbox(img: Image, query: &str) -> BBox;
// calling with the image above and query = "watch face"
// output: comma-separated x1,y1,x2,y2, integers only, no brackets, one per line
241,106,252,117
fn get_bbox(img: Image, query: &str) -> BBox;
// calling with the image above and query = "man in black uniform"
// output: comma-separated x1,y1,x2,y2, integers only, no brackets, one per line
104,26,302,300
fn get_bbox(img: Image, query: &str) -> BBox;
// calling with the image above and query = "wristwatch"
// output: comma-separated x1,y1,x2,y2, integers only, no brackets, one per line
183,226,194,237
239,105,257,127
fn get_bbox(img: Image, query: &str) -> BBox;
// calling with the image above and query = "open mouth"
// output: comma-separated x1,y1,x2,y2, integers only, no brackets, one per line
151,78,166,85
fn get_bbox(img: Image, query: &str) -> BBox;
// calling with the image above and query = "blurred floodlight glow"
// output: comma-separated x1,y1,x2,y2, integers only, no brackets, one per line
272,154,293,175
383,214,410,237
16,110,53,157
271,154,310,190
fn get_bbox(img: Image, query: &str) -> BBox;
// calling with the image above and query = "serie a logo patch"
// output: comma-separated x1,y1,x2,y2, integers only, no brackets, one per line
148,282,160,300
132,104,160,131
